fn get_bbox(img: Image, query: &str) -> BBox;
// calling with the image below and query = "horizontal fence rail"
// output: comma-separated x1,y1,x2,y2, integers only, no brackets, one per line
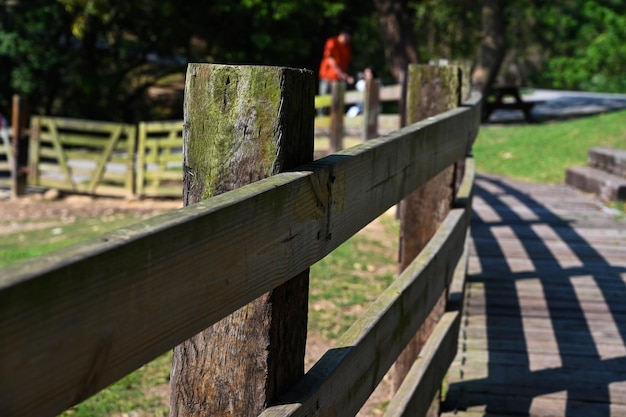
261,157,475,417
1,69,480,417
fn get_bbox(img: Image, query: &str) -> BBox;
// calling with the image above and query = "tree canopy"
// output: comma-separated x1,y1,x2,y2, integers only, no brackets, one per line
0,0,624,122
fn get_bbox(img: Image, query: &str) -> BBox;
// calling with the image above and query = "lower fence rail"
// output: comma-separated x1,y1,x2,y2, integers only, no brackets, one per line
261,157,474,417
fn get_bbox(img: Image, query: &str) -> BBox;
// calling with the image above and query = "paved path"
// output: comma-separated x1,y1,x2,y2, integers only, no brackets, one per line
442,173,626,417
488,89,626,123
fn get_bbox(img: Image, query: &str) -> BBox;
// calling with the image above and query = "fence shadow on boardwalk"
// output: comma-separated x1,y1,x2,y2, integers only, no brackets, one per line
443,173,626,416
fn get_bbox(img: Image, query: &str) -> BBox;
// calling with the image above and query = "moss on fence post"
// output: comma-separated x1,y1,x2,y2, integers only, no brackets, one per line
395,64,462,415
173,63,314,417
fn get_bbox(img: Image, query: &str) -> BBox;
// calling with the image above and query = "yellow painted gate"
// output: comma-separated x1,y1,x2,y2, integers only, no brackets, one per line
28,117,136,197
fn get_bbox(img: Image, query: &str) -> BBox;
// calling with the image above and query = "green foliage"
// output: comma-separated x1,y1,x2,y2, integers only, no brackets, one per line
410,0,481,63
0,2,73,111
474,109,626,184
504,0,626,93
542,2,626,93
0,0,384,121
6,0,625,122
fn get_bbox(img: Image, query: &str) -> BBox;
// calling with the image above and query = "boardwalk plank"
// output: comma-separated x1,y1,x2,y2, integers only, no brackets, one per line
443,173,626,417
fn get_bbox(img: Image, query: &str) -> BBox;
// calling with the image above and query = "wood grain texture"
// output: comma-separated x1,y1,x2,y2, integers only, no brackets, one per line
0,91,479,417
260,160,473,417
395,64,462,396
171,63,314,417
383,311,461,417
260,200,471,417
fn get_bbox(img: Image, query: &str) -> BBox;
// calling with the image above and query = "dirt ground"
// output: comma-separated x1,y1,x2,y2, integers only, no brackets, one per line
1,191,393,416
0,193,183,224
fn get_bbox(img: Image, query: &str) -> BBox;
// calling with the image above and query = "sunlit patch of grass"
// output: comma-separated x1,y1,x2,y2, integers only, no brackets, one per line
309,212,399,341
0,213,152,268
475,109,626,184
60,352,172,417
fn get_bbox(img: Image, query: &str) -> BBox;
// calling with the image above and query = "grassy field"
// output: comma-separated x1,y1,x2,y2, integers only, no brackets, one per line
6,108,626,416
0,213,156,268
474,109,626,184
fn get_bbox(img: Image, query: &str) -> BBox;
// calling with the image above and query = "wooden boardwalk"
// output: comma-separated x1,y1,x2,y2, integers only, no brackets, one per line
442,173,626,417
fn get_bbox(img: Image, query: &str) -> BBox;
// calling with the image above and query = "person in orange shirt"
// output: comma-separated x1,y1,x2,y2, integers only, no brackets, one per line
318,28,354,101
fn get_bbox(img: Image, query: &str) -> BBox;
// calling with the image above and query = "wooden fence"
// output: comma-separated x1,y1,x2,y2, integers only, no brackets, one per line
136,120,183,197
0,126,11,188
26,117,184,198
28,116,137,198
14,82,401,199
315,82,402,143
0,63,481,417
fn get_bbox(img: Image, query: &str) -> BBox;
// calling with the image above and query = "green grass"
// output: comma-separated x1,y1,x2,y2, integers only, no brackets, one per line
60,352,171,417
309,212,400,341
474,109,626,184
0,213,158,268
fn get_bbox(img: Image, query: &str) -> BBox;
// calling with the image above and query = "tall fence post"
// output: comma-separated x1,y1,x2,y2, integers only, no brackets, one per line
398,69,408,128
11,94,28,198
171,64,314,417
362,78,380,141
451,60,474,194
394,64,462,414
329,81,345,153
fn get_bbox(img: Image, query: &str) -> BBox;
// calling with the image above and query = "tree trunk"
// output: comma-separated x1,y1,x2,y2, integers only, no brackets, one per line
472,0,506,94
372,0,420,83
372,0,420,126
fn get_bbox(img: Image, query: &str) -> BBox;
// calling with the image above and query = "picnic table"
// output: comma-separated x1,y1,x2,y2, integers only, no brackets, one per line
482,86,542,123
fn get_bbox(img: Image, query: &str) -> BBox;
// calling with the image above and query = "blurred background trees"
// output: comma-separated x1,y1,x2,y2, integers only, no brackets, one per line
0,0,624,122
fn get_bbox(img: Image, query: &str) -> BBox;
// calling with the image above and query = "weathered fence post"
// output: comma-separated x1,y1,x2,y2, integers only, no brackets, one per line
11,94,28,198
398,69,408,128
329,81,345,153
362,78,380,141
171,64,314,417
394,64,462,414
451,60,474,194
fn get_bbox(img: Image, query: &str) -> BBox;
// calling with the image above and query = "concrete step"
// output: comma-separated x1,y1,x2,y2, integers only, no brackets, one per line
566,166,626,201
588,146,626,178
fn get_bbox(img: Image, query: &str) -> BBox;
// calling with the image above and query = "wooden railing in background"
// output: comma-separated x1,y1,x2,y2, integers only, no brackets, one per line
0,63,481,417
315,82,401,151
1,95,29,196
0,124,11,188
28,117,136,198
136,120,183,197
5,82,402,199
